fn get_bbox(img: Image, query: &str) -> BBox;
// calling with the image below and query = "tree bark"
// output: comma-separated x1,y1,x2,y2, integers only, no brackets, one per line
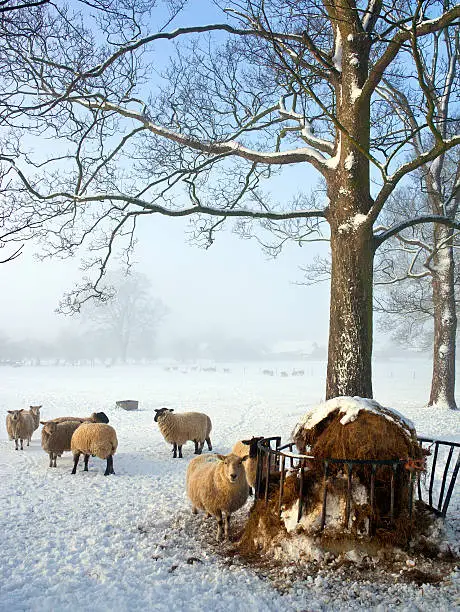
429,226,457,409
326,207,374,399
325,23,374,399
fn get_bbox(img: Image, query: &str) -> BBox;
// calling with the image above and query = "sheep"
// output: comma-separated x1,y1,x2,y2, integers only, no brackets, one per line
40,419,82,467
6,409,35,450
186,453,249,541
70,423,118,476
232,436,264,495
24,405,42,432
51,411,109,424
154,408,212,458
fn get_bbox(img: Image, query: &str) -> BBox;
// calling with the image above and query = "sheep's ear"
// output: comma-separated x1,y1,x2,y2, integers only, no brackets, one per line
40,421,46,425
241,439,251,445
18,409,24,413
7,410,13,414
216,454,226,461
169,408,174,412
241,455,249,462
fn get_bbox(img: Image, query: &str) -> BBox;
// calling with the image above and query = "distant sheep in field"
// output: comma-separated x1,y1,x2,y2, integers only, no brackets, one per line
41,419,82,468
292,369,305,376
6,409,35,450
232,436,264,495
154,408,212,458
70,423,118,476
262,369,274,376
51,411,109,424
186,453,249,541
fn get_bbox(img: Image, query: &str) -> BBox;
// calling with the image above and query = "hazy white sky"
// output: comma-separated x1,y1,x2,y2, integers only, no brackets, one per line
0,208,332,347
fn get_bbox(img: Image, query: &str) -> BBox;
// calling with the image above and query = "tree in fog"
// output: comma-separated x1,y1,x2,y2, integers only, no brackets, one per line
80,271,168,363
375,175,459,409
1,0,460,398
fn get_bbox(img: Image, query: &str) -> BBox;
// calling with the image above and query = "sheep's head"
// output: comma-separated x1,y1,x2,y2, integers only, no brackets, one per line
241,436,264,458
154,407,173,423
30,405,42,417
217,453,248,484
40,421,57,435
7,409,24,422
92,412,109,423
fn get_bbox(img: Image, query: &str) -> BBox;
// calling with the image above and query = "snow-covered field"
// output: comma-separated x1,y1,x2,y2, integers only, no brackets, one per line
0,360,459,612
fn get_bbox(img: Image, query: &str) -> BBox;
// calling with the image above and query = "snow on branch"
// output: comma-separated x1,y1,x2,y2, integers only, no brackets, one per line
70,96,331,172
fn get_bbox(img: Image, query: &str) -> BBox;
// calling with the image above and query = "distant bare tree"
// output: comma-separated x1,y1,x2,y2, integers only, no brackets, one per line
80,270,168,363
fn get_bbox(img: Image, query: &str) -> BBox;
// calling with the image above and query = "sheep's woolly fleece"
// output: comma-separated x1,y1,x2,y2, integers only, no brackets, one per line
0,361,459,612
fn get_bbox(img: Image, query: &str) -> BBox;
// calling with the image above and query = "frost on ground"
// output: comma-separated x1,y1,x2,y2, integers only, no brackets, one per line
0,361,459,611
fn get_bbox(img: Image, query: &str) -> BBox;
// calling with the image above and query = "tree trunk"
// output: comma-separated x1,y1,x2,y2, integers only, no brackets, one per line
326,212,374,399
324,23,374,399
429,226,457,409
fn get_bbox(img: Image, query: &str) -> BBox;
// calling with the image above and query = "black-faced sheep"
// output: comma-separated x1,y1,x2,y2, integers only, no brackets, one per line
51,411,109,424
232,436,264,495
154,408,212,458
6,409,35,450
70,423,118,476
186,453,249,540
40,420,82,467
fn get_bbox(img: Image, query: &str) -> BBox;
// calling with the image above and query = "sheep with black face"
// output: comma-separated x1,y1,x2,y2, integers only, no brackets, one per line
154,408,212,458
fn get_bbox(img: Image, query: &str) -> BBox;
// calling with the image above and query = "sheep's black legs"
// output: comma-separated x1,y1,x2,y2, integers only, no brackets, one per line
71,452,80,474
178,445,183,458
224,513,231,539
14,438,18,451
84,454,90,471
172,443,177,458
194,440,199,454
206,437,212,451
104,455,115,476
49,452,57,468
216,510,223,541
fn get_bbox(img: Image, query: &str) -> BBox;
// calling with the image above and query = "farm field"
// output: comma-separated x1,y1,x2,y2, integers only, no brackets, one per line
0,360,459,611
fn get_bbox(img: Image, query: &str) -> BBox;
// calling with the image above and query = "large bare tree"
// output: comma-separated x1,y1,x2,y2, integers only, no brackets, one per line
1,0,460,399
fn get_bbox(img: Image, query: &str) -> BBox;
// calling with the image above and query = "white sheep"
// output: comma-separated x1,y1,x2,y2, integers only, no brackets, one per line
6,409,35,450
40,419,82,467
186,453,249,540
232,436,264,494
154,408,212,458
70,423,118,476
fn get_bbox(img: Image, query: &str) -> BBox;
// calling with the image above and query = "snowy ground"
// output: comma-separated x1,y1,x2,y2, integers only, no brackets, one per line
0,360,459,612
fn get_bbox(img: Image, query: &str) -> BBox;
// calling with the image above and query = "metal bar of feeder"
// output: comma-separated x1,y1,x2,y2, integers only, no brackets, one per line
255,445,263,500
297,461,304,523
278,455,286,517
438,445,454,511
390,464,397,521
369,464,376,535
320,461,329,531
264,444,271,505
441,453,460,518
428,442,439,507
408,471,415,543
344,463,353,529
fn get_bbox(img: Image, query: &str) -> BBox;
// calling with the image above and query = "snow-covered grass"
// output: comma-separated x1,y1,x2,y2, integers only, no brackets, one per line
0,360,459,611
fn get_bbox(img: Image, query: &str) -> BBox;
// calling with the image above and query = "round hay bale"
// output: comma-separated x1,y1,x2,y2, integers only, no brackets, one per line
291,397,423,525
292,397,421,462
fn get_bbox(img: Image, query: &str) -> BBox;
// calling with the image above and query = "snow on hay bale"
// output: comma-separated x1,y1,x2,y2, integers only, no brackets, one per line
239,397,425,559
292,396,421,465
